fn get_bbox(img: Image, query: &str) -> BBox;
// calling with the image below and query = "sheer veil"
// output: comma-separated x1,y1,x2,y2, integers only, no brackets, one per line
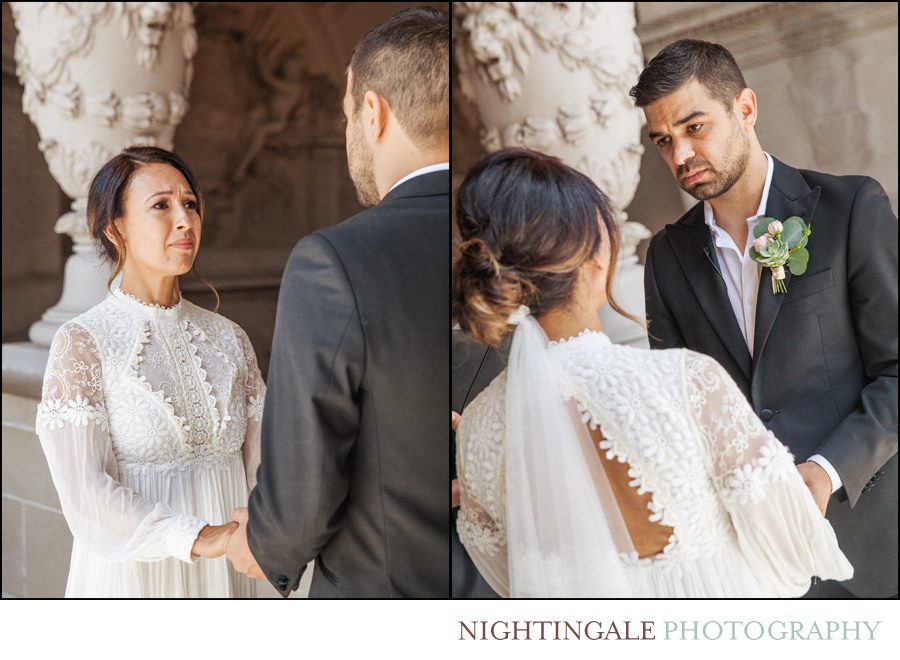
505,314,635,596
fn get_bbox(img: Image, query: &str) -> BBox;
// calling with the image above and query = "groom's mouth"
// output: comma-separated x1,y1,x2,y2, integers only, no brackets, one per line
681,169,707,185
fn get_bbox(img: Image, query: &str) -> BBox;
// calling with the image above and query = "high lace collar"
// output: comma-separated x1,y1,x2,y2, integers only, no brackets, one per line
547,327,612,349
110,286,185,322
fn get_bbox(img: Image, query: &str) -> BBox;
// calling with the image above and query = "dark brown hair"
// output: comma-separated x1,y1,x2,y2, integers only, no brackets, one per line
87,145,219,312
349,7,448,149
630,39,747,109
453,148,640,347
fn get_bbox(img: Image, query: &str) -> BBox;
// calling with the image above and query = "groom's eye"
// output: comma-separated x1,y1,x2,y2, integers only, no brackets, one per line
655,137,671,148
687,123,703,133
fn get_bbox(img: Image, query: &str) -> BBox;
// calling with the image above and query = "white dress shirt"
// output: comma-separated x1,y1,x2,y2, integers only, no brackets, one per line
387,162,449,194
703,153,841,493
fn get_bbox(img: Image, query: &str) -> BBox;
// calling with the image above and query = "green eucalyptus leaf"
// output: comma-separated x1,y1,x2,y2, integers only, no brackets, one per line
753,219,771,239
785,216,806,228
749,246,760,260
781,218,803,247
788,246,809,275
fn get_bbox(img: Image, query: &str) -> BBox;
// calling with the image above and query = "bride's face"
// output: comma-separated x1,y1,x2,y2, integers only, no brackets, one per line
110,163,201,279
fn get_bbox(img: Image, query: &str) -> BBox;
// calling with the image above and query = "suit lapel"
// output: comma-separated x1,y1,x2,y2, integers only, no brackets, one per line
752,158,822,369
666,207,752,381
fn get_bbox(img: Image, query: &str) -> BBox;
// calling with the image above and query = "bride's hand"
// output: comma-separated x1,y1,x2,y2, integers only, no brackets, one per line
191,522,239,559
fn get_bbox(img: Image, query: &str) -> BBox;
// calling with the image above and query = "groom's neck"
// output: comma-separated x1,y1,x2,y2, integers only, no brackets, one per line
707,145,769,231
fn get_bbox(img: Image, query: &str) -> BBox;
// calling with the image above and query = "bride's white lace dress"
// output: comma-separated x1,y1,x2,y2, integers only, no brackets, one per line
456,329,853,597
36,287,265,597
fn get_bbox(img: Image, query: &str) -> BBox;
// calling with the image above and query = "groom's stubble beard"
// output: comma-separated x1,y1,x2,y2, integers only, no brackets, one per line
347,118,380,208
679,113,751,201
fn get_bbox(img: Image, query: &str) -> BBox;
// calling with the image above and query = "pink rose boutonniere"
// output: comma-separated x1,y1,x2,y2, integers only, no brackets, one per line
749,216,811,294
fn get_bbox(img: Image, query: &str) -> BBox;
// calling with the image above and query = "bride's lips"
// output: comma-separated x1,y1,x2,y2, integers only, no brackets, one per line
169,239,194,250
681,169,707,185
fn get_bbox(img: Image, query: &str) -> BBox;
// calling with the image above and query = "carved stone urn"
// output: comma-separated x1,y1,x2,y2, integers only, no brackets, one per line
453,2,650,346
10,2,197,346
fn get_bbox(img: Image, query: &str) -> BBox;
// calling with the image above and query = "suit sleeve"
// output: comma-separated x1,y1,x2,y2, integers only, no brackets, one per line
644,235,687,350
815,178,898,506
247,233,364,596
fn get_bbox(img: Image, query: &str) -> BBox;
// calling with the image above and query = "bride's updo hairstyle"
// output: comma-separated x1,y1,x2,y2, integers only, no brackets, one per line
87,145,220,311
453,147,635,347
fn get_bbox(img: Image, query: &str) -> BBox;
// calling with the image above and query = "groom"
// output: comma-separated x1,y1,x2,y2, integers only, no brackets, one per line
635,40,897,598
225,8,450,597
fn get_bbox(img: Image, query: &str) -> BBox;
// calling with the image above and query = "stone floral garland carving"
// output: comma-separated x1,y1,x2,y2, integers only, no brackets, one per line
12,3,196,126
480,90,622,153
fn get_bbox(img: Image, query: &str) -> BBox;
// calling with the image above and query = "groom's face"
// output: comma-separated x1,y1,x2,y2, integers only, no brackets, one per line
643,78,750,201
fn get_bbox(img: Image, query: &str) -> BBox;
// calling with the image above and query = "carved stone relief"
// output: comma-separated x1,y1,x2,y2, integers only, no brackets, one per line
453,2,651,345
10,2,198,345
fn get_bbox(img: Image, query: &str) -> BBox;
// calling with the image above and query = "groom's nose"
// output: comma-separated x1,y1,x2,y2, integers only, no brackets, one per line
673,139,695,167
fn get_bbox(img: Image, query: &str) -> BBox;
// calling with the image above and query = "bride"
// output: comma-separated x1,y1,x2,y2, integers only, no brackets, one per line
36,146,263,597
451,147,853,597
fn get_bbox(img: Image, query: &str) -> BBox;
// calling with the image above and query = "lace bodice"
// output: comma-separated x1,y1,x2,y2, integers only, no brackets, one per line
456,330,851,596
38,288,265,469
35,287,266,568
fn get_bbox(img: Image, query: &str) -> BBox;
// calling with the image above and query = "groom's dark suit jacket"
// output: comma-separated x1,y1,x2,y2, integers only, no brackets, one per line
247,171,449,597
644,157,898,597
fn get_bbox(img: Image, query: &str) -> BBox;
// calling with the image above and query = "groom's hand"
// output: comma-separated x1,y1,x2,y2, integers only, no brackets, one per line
226,507,265,580
797,462,831,515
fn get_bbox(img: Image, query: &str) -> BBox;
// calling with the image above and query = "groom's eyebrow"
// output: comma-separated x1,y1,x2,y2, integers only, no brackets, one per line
648,110,707,139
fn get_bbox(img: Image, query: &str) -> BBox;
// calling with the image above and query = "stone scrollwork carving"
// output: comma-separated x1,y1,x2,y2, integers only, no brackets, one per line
11,2,198,346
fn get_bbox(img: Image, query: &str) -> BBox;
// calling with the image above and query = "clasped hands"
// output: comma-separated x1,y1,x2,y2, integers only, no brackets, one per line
190,507,265,579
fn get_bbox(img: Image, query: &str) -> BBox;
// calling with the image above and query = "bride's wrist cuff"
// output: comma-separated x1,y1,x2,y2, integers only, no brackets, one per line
168,515,210,564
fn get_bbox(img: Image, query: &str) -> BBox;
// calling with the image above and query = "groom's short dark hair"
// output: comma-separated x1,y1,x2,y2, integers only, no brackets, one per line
630,39,747,109
349,7,449,149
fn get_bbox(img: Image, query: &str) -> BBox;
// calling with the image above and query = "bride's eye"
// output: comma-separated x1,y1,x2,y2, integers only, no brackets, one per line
153,200,168,210
184,199,198,210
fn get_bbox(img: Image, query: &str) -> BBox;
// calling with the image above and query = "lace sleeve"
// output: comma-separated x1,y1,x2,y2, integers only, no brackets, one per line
684,351,853,595
684,351,796,500
455,392,509,598
236,326,265,491
36,323,207,563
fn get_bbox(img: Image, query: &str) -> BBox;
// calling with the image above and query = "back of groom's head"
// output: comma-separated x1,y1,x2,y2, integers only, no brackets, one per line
630,39,747,110
349,7,449,150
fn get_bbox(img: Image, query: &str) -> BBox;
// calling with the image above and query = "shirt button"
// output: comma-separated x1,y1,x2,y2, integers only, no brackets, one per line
747,299,754,305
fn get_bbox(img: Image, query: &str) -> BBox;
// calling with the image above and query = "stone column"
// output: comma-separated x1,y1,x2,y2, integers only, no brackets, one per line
453,2,650,346
9,2,198,347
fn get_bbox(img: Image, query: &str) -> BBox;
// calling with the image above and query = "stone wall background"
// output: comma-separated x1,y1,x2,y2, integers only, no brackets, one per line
1,1,446,599
453,2,899,263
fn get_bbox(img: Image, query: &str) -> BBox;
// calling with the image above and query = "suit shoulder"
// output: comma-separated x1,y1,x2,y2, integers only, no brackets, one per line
792,167,885,201
649,201,704,244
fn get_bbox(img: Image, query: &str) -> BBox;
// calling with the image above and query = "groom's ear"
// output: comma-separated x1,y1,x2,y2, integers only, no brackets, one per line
733,87,758,130
363,90,390,144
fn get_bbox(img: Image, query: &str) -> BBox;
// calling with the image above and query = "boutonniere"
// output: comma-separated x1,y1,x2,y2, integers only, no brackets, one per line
749,216,811,294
